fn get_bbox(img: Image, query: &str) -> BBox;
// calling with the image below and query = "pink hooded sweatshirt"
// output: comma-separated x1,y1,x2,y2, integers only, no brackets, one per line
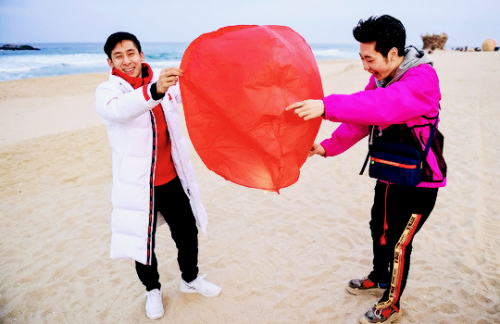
320,47,446,188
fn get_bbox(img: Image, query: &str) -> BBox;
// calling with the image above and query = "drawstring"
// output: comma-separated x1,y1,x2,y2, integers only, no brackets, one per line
369,126,375,145
380,183,389,245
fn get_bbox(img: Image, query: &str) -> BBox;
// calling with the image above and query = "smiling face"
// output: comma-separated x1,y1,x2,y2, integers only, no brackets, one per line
107,40,145,78
359,41,402,81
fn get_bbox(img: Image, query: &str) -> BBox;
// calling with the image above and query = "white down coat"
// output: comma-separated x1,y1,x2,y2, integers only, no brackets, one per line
95,69,207,265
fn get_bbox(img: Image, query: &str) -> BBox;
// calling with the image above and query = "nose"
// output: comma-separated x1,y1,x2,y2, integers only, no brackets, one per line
123,55,131,64
362,61,370,71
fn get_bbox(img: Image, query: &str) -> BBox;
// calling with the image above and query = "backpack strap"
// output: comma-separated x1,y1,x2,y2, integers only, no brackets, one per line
359,151,371,175
359,126,375,175
422,115,439,159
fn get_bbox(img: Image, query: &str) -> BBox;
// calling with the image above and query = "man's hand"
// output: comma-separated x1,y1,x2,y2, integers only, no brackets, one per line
308,143,326,157
285,99,325,120
156,67,183,94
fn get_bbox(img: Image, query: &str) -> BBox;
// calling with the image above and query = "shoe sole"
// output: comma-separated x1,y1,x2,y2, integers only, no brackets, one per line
346,286,385,298
180,286,221,297
146,309,165,320
359,309,403,324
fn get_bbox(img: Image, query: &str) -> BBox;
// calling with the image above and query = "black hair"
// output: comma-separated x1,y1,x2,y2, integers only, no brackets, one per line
104,32,142,59
353,15,406,57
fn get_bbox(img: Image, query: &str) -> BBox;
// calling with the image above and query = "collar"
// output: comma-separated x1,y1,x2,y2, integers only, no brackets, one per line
112,63,153,89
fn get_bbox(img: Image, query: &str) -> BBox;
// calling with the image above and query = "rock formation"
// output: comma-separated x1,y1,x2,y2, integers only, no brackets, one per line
482,39,496,52
0,44,40,51
421,34,448,50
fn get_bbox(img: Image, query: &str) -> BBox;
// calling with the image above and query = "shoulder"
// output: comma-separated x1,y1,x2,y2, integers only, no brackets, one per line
96,79,114,91
402,64,439,86
406,63,438,78
96,78,121,93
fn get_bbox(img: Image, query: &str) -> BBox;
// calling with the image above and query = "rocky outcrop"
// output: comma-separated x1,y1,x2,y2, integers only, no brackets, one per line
421,34,448,50
0,44,40,51
482,39,496,52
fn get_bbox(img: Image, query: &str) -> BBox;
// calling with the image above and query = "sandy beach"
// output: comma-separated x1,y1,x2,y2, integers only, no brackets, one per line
1,51,500,323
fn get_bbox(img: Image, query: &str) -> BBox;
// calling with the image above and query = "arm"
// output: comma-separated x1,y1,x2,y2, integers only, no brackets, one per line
287,65,440,124
320,122,370,157
323,65,440,125
285,73,377,120
95,82,160,123
290,76,374,158
95,68,183,123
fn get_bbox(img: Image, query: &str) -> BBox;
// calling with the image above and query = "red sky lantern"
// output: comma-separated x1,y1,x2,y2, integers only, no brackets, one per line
180,25,323,192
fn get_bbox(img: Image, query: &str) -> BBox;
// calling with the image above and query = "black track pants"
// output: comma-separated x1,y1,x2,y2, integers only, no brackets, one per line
135,177,199,291
368,181,438,310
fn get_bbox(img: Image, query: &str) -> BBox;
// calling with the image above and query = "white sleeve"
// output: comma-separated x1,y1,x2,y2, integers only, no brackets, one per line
95,82,161,123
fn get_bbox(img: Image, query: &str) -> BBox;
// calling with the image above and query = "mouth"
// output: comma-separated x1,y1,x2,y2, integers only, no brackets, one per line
122,67,135,75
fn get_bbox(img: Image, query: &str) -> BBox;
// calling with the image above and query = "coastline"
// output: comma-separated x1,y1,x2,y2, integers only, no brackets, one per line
1,51,500,323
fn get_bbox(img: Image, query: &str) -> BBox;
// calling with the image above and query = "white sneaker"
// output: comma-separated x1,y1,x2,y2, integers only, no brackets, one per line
145,289,164,320
180,274,221,297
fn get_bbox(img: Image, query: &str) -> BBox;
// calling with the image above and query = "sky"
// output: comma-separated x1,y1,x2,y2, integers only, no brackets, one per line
0,0,499,47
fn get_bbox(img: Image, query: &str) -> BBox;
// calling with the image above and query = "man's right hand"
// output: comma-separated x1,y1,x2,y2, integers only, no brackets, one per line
156,67,183,94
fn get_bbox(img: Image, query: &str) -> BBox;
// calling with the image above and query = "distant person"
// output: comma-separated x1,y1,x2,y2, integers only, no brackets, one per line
287,15,446,323
95,32,221,320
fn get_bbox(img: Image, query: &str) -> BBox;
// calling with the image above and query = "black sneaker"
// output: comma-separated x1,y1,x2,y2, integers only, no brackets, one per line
360,305,402,323
346,277,388,297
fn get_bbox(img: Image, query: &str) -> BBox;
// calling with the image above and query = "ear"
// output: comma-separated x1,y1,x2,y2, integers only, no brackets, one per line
107,58,114,68
140,52,145,62
389,47,398,61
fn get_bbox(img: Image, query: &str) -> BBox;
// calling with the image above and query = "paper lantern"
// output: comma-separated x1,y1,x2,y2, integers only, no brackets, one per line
180,25,323,192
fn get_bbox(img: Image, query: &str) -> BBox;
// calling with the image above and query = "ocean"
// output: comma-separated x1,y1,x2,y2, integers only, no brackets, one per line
0,42,360,82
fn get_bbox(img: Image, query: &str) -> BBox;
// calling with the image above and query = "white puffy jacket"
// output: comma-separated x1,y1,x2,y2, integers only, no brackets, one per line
95,69,207,265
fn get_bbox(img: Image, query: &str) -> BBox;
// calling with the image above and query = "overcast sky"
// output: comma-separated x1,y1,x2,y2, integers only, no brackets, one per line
1,0,499,47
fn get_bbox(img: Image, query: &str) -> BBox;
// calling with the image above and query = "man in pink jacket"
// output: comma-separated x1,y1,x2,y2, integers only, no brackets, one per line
287,15,446,323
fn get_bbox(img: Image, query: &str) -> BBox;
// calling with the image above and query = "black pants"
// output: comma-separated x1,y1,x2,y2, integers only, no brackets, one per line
368,181,438,310
135,177,199,291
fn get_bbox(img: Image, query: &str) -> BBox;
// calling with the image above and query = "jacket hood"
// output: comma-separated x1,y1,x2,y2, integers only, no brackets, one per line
376,46,433,88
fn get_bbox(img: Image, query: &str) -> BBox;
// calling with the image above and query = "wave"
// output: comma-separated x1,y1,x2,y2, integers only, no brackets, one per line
0,53,107,72
0,42,358,81
0,53,181,81
312,48,358,59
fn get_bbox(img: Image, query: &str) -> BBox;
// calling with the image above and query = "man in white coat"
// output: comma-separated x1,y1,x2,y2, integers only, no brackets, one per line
95,32,221,320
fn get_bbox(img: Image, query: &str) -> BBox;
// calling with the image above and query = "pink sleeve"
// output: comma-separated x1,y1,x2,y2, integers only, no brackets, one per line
323,64,440,125
320,122,369,157
318,77,373,157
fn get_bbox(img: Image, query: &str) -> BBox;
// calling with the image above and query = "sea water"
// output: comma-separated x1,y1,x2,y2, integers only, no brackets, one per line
0,42,359,82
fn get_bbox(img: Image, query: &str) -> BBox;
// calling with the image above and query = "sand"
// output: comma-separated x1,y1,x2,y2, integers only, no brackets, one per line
1,51,500,323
